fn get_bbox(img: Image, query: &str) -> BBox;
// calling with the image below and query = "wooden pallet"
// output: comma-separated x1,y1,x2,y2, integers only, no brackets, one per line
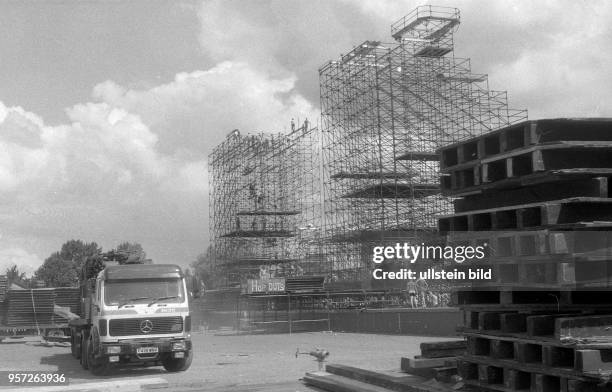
460,260,612,289
420,340,466,358
461,311,612,343
458,359,608,392
441,142,612,194
465,335,612,374
438,197,612,232
446,230,612,261
451,289,612,310
452,176,612,212
439,118,612,170
442,143,612,195
461,310,584,336
442,168,612,198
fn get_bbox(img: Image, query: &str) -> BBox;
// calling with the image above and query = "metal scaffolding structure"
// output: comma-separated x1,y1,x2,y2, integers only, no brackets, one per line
208,123,323,288
319,5,527,284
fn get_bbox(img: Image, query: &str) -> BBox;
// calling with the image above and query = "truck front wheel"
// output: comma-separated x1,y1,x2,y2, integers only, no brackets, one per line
87,338,110,376
162,351,192,372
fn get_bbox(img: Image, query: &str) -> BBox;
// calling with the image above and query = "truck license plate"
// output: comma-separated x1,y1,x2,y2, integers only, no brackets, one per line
136,347,159,354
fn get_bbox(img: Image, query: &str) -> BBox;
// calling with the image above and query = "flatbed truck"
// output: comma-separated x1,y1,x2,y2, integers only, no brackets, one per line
69,262,193,375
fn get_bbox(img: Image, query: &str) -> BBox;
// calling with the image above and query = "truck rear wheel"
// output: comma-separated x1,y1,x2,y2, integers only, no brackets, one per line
162,351,192,372
71,334,80,359
80,334,89,370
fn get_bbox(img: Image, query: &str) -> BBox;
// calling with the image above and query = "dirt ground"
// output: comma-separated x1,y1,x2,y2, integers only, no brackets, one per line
0,332,457,391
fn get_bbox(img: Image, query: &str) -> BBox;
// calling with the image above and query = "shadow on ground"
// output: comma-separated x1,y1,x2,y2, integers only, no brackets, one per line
39,353,168,381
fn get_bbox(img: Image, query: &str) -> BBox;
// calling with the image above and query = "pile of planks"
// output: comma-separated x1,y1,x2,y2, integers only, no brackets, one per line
0,275,7,302
401,340,466,382
438,118,612,391
302,340,466,392
4,287,81,327
6,288,55,326
52,287,81,323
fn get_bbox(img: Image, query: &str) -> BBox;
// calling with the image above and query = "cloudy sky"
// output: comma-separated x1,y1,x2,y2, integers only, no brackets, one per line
0,0,610,275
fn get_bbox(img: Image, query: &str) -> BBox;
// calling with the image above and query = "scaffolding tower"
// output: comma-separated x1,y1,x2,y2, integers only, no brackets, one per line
209,123,322,288
319,6,527,284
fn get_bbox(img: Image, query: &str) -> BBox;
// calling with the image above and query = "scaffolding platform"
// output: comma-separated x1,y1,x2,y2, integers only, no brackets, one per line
220,230,296,238
341,183,440,199
414,46,452,58
330,228,439,243
395,151,439,161
331,171,415,180
390,6,460,42
231,257,299,266
236,210,300,216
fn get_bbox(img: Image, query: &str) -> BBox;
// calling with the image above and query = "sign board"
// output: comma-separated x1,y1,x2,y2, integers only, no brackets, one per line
245,278,286,294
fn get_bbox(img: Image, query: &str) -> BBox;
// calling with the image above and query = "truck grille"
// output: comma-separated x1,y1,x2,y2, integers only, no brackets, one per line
109,316,183,336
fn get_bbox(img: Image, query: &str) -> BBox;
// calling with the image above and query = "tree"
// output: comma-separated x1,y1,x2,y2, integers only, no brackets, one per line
35,240,101,287
190,249,214,290
116,242,147,263
83,253,106,281
60,240,101,268
6,265,26,282
35,252,79,287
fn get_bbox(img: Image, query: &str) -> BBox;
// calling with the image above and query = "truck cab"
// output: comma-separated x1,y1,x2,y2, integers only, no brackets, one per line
71,264,192,375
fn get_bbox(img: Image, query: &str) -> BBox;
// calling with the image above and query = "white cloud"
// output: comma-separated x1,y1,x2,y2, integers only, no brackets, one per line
93,61,317,154
196,0,387,107
0,60,318,271
0,248,42,277
345,0,612,119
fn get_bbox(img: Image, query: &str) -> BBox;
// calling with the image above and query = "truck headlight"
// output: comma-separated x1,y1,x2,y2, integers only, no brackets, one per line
172,341,186,351
185,315,191,332
98,319,108,336
106,346,121,354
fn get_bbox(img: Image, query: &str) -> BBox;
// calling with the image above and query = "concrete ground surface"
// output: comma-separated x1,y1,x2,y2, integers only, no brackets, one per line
0,332,457,391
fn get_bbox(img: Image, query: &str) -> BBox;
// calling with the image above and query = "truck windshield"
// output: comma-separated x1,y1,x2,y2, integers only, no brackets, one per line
104,279,185,307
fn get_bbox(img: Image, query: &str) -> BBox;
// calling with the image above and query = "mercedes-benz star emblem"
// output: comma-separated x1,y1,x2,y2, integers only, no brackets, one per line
140,319,154,333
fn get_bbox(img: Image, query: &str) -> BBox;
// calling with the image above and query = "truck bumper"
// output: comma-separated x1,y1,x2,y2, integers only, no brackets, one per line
99,338,192,363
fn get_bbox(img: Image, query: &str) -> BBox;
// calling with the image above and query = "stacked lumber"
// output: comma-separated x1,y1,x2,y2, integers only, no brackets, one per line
401,340,466,382
3,287,81,326
52,287,81,323
0,275,7,301
5,289,55,326
303,340,465,392
438,118,612,391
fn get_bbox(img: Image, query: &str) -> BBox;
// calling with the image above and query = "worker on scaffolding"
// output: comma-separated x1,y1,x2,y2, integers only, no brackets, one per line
406,279,418,308
248,183,257,200
416,277,428,308
426,290,439,307
303,117,309,132
256,192,265,208
291,118,296,132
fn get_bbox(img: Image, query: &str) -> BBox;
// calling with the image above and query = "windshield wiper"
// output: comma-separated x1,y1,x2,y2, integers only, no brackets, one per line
118,297,150,308
148,296,179,307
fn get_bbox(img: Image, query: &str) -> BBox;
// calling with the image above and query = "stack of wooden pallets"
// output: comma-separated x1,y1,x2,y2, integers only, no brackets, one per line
3,287,81,326
6,288,55,326
0,275,7,302
52,287,81,323
438,118,612,391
